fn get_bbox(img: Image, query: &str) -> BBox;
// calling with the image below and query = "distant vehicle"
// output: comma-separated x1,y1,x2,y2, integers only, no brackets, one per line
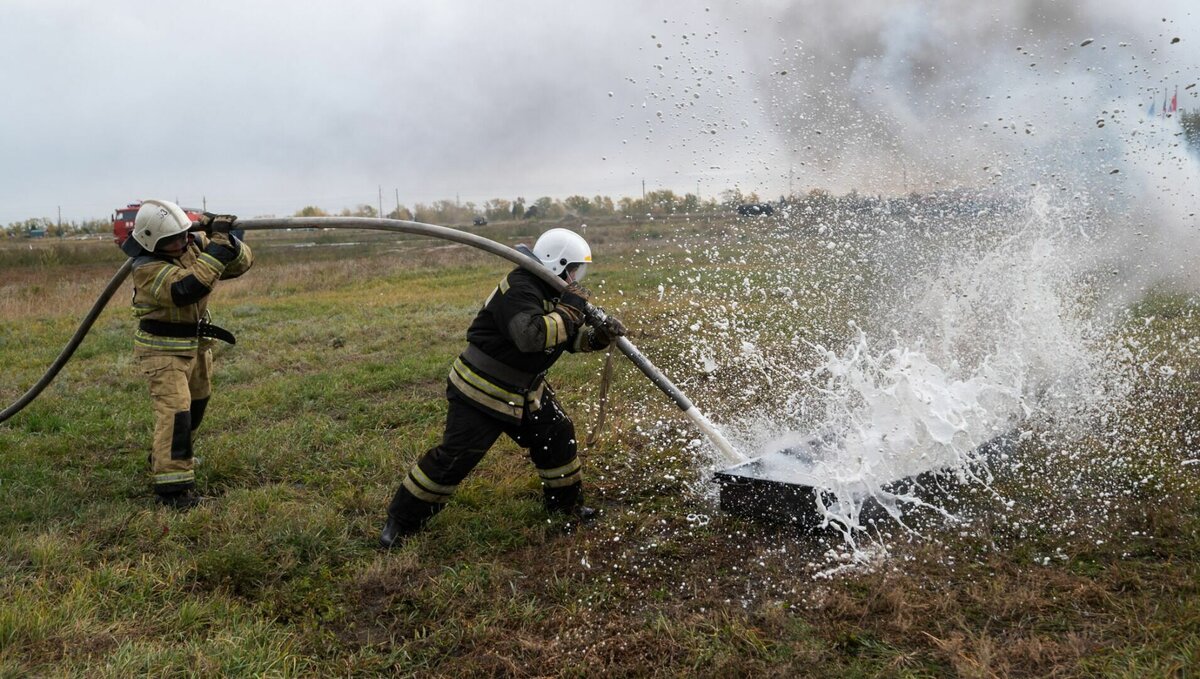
473,216,488,226
112,202,204,246
737,203,775,217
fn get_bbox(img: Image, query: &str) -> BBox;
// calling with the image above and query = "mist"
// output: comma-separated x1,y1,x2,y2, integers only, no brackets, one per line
611,0,1199,303
603,1,1200,550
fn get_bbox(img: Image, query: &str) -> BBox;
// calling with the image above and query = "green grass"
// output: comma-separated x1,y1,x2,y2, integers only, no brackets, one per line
2,220,1200,676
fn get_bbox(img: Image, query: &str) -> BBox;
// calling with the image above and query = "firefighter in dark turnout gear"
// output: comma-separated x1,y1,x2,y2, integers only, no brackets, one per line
381,228,626,547
122,199,253,509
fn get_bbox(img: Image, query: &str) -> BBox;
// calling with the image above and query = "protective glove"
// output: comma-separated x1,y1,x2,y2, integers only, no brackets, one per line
194,213,237,235
592,315,627,345
554,287,588,329
601,315,627,338
209,214,238,235
195,212,218,236
565,281,591,301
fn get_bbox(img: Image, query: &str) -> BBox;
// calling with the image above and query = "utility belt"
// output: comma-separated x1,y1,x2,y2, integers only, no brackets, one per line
450,345,548,422
138,319,237,345
461,344,544,391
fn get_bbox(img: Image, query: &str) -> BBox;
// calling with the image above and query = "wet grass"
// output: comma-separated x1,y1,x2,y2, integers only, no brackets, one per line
1,219,1199,676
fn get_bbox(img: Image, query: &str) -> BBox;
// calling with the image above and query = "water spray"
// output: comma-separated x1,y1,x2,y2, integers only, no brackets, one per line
0,217,746,465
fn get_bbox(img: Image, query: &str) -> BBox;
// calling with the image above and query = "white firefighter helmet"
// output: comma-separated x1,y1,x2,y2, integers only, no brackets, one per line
133,199,192,251
533,228,592,280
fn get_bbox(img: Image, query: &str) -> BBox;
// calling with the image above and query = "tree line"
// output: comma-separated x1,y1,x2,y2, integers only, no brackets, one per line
292,189,758,226
9,115,1200,241
1,189,771,239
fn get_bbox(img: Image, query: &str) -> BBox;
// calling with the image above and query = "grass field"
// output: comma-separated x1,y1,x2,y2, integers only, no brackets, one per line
1,218,1199,677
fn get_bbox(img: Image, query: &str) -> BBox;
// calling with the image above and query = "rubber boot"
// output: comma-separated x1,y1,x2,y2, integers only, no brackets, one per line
156,489,203,510
379,514,419,549
546,482,596,528
571,505,598,524
379,484,436,549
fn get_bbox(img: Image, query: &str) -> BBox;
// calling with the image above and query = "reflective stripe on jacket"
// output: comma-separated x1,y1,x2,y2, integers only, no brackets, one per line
449,267,604,423
129,233,253,355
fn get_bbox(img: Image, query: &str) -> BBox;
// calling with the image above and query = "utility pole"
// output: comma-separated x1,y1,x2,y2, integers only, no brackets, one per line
642,179,645,201
57,205,61,232
788,166,794,197
394,188,400,217
378,185,383,218
202,195,207,211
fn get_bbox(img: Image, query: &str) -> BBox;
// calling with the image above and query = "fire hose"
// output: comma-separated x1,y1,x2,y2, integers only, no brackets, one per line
0,217,745,464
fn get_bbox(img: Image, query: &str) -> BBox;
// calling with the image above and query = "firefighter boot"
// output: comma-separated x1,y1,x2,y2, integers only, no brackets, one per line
557,503,597,533
568,505,597,524
379,514,418,549
545,482,597,527
380,482,441,549
156,489,204,510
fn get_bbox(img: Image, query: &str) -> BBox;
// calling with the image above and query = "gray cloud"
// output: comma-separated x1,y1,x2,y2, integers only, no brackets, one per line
0,1,680,222
0,1,1196,224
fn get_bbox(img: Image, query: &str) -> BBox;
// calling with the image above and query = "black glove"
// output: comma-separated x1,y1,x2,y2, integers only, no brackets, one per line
194,212,218,236
602,315,627,337
594,315,627,343
565,281,591,302
558,287,587,315
194,213,237,235
210,214,238,235
554,298,586,327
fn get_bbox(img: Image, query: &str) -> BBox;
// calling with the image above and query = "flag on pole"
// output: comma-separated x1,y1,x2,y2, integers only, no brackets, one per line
1171,86,1178,113
1148,98,1156,117
1163,89,1170,117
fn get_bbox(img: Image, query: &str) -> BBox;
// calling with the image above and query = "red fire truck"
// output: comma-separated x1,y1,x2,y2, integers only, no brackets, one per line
112,202,204,246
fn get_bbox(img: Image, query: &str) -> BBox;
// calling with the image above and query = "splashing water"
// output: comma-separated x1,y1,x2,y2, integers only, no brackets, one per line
696,189,1138,555
604,7,1200,564
799,330,1020,536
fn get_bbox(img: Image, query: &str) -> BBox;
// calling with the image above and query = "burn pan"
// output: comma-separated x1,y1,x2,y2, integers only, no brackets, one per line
712,431,1019,528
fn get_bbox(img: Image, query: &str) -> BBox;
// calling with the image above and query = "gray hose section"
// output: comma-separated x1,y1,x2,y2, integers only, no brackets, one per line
241,219,746,461
1,218,706,441
0,258,134,424
0,219,692,418
238,217,697,412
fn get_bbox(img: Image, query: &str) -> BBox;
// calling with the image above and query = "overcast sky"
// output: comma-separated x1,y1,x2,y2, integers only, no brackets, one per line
0,0,1195,224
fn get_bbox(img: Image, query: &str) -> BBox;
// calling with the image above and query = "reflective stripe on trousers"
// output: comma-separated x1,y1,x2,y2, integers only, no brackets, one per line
387,385,582,531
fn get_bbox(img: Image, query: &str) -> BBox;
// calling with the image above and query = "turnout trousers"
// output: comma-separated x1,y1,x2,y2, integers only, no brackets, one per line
387,385,583,534
138,347,213,495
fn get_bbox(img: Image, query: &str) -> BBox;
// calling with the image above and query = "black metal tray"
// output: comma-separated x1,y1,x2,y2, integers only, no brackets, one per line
712,431,1018,528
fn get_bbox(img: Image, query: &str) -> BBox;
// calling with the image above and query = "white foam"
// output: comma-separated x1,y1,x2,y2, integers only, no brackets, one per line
727,190,1129,553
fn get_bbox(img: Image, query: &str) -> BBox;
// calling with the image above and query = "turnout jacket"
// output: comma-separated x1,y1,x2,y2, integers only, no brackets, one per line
451,267,608,422
125,232,253,356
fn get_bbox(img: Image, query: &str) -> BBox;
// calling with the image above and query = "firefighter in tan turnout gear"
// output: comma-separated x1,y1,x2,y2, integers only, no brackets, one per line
380,228,626,547
121,199,253,509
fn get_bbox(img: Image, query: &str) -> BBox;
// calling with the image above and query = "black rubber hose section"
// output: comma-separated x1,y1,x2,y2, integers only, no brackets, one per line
0,258,133,424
